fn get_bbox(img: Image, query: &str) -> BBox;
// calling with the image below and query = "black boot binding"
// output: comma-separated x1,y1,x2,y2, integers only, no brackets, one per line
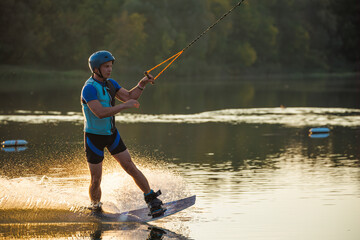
87,202,104,217
144,190,166,218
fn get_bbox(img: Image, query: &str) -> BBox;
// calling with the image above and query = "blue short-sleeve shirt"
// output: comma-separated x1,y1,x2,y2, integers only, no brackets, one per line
82,78,121,103
81,78,122,135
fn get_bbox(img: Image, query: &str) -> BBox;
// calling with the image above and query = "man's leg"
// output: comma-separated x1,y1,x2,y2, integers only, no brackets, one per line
113,149,151,194
113,149,165,217
88,162,103,203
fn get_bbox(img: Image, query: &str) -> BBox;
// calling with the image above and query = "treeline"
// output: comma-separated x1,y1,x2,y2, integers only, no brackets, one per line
0,0,359,76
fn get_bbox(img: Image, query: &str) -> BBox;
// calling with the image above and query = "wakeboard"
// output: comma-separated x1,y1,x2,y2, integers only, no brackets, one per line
91,195,196,223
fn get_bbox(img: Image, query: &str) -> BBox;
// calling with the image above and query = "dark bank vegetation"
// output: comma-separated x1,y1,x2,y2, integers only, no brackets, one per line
0,0,359,79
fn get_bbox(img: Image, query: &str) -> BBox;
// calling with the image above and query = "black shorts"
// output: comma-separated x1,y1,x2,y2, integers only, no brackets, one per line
84,129,127,164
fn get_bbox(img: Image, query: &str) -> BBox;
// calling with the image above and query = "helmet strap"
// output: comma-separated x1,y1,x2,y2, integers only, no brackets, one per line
93,68,106,80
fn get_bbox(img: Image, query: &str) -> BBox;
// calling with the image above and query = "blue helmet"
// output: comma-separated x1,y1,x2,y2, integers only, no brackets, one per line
88,50,115,73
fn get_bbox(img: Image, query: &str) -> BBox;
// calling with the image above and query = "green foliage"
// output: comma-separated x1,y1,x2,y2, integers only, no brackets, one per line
0,0,358,76
236,42,257,67
105,12,147,65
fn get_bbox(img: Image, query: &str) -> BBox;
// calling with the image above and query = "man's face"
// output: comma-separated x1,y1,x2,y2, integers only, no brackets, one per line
97,61,113,78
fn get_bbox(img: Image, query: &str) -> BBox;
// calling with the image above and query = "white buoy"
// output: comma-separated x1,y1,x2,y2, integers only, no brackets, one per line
309,127,330,138
309,127,330,133
1,140,28,147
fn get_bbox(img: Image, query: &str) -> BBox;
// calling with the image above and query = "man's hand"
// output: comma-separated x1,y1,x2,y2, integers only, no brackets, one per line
87,99,139,119
140,73,155,86
124,99,140,109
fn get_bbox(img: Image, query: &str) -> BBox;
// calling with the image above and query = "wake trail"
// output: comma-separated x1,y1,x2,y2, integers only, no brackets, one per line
1,107,359,127
0,164,190,223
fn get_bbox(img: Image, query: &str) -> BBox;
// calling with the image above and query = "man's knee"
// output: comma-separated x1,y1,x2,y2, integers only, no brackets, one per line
121,159,138,175
114,152,138,175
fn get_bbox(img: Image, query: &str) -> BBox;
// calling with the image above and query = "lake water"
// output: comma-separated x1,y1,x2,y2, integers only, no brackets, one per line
0,74,360,239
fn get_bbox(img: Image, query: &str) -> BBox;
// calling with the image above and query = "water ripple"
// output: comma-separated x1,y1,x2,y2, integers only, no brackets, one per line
0,107,359,127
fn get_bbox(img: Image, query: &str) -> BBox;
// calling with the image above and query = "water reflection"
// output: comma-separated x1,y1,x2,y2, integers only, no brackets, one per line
1,75,359,239
0,120,359,239
1,76,359,114
0,222,189,240
87,223,189,240
1,146,27,152
172,146,360,239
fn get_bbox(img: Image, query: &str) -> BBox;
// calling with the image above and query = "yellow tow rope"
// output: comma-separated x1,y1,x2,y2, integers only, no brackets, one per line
144,50,184,80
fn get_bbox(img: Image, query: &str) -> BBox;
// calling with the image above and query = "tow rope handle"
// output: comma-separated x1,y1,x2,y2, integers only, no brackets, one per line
144,50,184,82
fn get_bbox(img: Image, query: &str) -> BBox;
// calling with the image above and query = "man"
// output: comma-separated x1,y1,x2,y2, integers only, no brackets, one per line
81,50,164,217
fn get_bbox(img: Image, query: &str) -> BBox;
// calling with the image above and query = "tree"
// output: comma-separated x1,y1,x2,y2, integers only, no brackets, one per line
105,12,147,67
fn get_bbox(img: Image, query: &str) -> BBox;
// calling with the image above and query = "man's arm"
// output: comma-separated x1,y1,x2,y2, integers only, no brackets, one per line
116,74,155,102
87,99,139,119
